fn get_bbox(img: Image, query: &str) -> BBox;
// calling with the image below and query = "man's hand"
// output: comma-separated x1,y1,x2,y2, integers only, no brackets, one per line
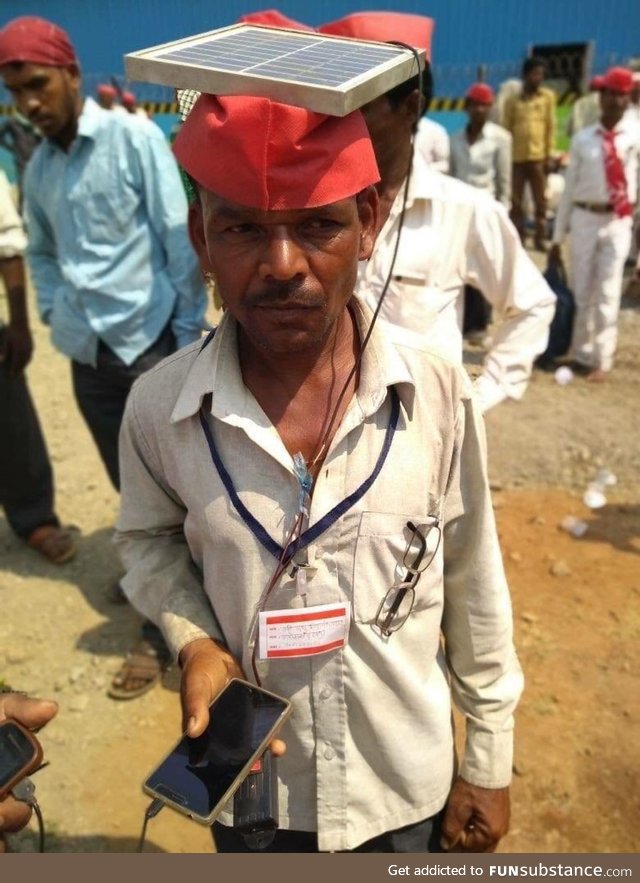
178,638,286,756
547,243,563,269
0,322,33,375
0,694,57,836
440,777,510,852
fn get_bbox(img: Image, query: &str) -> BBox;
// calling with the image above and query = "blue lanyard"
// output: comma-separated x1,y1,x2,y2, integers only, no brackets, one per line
197,332,400,564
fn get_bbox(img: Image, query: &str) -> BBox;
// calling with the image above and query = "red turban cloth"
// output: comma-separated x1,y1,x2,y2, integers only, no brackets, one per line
97,83,117,98
602,67,633,94
0,16,76,68
466,83,495,104
238,10,313,31
173,94,379,211
319,12,433,58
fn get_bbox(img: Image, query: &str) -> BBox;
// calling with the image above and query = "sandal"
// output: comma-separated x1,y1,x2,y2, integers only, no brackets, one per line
108,639,167,700
26,525,76,564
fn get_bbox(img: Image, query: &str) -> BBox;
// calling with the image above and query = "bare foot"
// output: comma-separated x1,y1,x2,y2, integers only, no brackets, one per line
586,369,607,383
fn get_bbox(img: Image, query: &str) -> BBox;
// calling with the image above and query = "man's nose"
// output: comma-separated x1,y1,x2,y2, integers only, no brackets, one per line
21,92,41,118
259,229,308,281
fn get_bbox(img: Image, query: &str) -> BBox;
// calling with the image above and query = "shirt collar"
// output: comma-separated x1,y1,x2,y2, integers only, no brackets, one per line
169,296,416,426
42,96,104,155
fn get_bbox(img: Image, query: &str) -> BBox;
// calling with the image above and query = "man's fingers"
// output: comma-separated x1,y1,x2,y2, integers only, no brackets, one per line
0,796,33,833
269,738,286,758
0,695,58,729
180,670,215,737
440,803,467,851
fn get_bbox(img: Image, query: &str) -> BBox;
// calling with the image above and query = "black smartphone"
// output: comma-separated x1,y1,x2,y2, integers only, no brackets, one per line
143,679,291,825
0,720,43,799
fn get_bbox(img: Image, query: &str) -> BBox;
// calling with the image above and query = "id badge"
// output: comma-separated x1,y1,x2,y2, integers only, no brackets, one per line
258,602,351,659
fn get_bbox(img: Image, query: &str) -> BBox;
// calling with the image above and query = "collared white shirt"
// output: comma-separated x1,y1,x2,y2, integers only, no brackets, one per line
553,119,640,243
116,300,523,851
357,152,556,412
450,121,513,207
0,170,26,259
415,116,450,173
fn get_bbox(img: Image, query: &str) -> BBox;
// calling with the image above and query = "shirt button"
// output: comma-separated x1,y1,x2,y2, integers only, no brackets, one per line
323,743,335,761
319,687,332,701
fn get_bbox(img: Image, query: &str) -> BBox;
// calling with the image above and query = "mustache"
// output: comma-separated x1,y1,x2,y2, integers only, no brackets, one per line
246,281,324,308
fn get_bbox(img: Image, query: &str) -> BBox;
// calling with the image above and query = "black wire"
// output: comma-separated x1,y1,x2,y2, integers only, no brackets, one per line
137,797,165,853
31,799,45,853
310,41,423,460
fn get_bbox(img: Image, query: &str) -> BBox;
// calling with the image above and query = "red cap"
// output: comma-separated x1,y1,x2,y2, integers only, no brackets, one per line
173,94,379,211
319,12,433,57
602,66,633,94
0,16,76,68
122,90,136,107
97,83,117,98
589,75,604,91
238,9,313,30
466,82,494,104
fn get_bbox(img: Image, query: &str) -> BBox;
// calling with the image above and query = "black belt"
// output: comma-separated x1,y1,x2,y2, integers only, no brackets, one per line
573,201,614,214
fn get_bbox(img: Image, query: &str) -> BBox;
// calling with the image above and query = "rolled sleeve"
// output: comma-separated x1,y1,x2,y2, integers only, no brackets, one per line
0,172,27,258
131,126,207,349
466,199,556,409
442,395,524,786
114,380,223,658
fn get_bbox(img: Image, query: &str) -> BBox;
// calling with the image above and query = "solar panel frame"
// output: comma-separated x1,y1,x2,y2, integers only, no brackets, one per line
125,23,424,116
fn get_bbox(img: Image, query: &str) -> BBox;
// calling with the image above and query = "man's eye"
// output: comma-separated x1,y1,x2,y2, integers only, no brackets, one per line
225,224,257,235
304,219,340,232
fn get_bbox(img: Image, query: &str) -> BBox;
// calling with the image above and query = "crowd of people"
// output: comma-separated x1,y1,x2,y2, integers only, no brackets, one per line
0,7,638,855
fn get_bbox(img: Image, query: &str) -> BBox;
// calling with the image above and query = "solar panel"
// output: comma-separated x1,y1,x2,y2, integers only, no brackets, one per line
125,23,424,116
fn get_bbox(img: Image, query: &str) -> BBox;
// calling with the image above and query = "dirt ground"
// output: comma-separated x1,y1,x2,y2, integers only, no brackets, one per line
1,268,639,854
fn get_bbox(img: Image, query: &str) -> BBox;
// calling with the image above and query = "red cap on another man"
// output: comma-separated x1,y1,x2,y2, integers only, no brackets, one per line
601,67,633,94
0,15,77,68
97,83,117,98
319,11,434,57
122,90,137,108
238,9,313,30
173,94,379,212
589,75,605,91
466,83,494,105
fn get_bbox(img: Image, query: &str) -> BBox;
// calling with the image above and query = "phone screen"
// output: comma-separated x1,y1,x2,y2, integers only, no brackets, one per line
145,681,289,819
0,722,37,792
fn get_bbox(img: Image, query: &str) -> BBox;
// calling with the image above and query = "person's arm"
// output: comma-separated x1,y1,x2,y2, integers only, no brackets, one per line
433,126,451,174
129,125,207,348
23,171,68,326
440,389,524,851
0,694,58,839
502,96,515,135
495,132,512,208
546,90,557,162
550,136,580,261
465,199,556,411
0,175,31,373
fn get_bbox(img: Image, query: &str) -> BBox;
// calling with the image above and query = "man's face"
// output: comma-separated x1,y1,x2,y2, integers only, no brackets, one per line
466,99,491,127
360,92,417,156
1,62,80,139
97,93,115,110
600,88,630,122
525,66,545,90
189,188,379,354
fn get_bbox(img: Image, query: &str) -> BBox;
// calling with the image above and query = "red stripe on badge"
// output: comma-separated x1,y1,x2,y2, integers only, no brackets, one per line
267,639,345,658
266,608,346,625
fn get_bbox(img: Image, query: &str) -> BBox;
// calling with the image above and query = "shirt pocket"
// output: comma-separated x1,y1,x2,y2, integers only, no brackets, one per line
71,179,139,244
351,510,443,625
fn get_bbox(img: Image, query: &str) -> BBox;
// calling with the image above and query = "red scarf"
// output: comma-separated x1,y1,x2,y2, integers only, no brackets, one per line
601,128,633,218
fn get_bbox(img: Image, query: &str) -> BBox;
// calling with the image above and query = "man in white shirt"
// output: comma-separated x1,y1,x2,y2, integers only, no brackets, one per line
567,76,603,137
450,82,512,339
415,115,450,173
319,12,555,413
450,83,512,208
550,67,640,382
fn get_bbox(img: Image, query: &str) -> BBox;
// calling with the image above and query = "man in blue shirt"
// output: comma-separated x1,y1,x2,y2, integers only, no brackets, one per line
0,16,207,699
0,16,207,489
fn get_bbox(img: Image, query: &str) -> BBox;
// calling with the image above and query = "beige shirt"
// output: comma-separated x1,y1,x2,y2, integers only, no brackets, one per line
0,171,26,259
450,121,513,208
115,300,523,851
357,152,556,412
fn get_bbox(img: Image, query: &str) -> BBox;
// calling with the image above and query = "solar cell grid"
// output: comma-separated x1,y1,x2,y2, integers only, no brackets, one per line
160,30,402,88
126,23,424,116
